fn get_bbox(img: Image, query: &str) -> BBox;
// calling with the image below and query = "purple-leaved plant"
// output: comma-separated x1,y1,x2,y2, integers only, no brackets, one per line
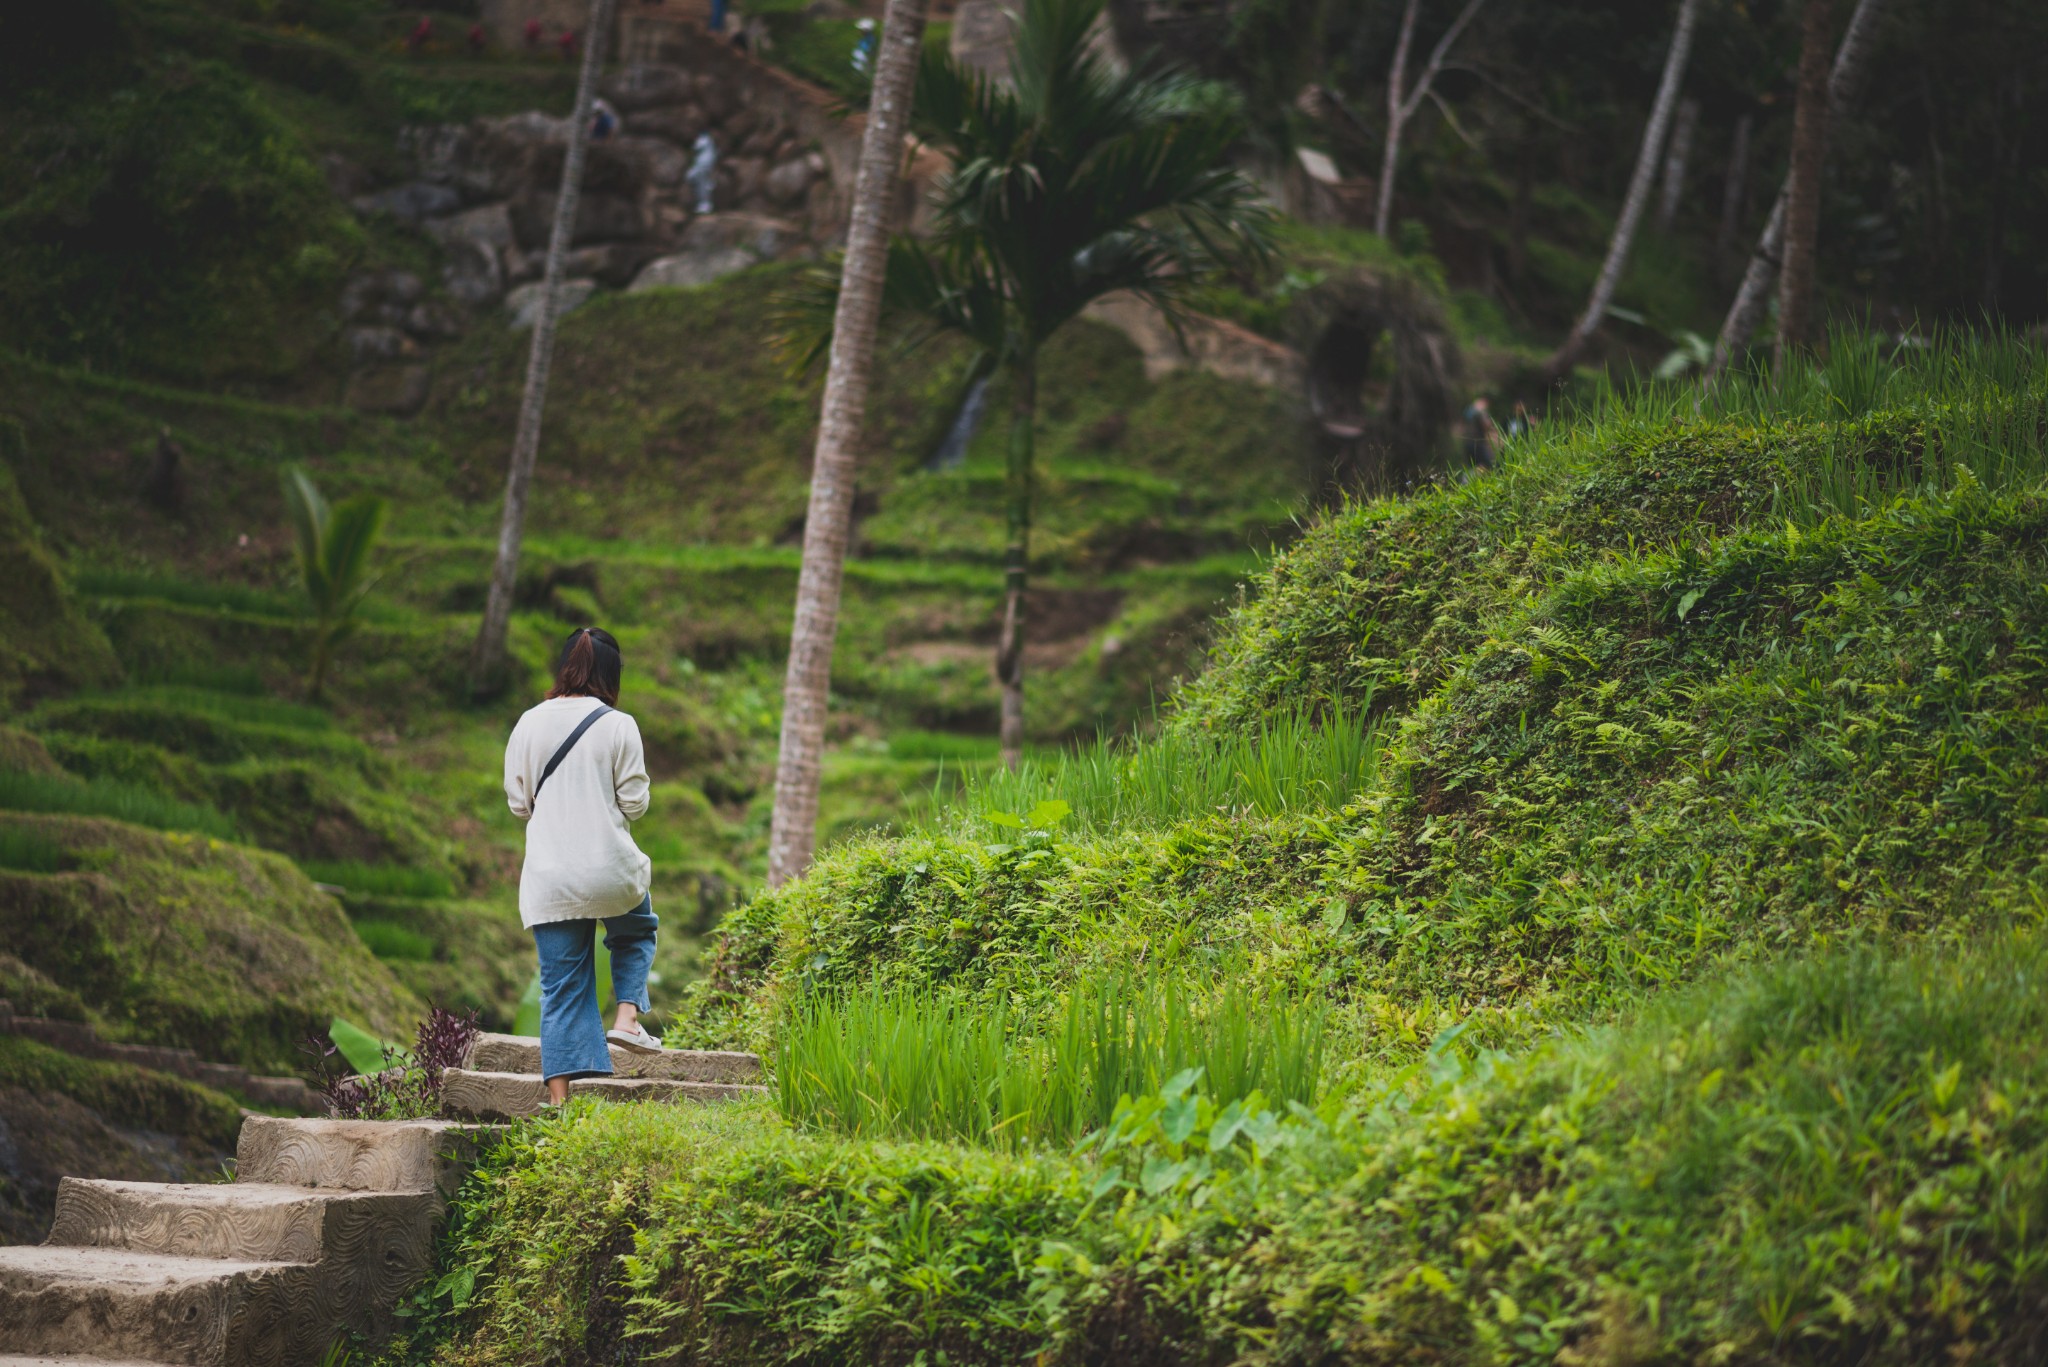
301,1006,481,1120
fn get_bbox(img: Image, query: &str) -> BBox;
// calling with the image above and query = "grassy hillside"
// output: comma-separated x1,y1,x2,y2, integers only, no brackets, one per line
389,335,2048,1365
0,244,1322,1035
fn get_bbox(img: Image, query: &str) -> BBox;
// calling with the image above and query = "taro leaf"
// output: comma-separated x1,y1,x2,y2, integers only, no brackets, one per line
985,810,1024,829
1321,896,1348,932
1161,1065,1205,1101
329,1016,397,1074
1024,799,1072,828
1162,1090,1200,1146
1141,1155,1193,1195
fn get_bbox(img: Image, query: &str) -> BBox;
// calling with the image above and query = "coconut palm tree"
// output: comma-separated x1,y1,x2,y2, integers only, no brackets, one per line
765,0,931,891
281,466,387,701
826,0,1271,769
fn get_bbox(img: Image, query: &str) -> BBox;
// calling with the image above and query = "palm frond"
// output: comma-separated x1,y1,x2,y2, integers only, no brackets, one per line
280,465,330,604
320,495,389,616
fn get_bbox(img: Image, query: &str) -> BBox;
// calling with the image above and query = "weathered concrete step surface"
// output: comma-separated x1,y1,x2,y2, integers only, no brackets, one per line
465,1031,761,1083
439,1067,767,1121
51,1180,431,1265
0,1246,314,1366
235,1115,487,1196
0,1355,181,1366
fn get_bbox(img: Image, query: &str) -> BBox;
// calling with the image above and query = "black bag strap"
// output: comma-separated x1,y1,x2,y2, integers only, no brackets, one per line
531,704,614,805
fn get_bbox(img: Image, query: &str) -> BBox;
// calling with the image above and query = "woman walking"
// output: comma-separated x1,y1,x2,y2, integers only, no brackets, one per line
505,627,664,1105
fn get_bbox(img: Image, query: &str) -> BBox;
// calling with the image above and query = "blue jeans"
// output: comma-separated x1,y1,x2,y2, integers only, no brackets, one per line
531,896,658,1082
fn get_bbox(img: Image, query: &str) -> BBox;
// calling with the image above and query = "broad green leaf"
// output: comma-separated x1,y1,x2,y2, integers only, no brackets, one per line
1024,799,1071,828
329,1016,396,1074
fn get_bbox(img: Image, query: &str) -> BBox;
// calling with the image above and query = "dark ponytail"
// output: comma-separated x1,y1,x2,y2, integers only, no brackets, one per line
548,627,622,706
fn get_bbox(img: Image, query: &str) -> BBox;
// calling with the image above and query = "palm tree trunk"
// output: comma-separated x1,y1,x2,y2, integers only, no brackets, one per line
996,353,1036,771
467,0,617,700
763,0,930,890
1539,0,1701,385
1774,0,1834,374
1704,0,1889,381
1373,0,1421,240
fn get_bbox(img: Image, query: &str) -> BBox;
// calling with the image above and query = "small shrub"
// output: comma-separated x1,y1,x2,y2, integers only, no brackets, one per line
0,768,236,839
303,1006,480,1121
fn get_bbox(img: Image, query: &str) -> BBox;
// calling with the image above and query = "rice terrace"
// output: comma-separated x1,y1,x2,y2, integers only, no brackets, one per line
1,0,2045,1363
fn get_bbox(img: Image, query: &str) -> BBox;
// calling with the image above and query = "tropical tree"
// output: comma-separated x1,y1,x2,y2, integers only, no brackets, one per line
765,0,931,892
467,0,617,699
1774,0,1834,373
281,466,387,701
1374,0,1489,240
1538,0,1701,384
848,0,1272,769
1704,0,1889,381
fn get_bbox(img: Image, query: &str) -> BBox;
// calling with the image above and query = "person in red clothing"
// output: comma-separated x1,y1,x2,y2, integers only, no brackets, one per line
406,16,432,51
524,18,544,48
557,28,578,58
467,23,487,54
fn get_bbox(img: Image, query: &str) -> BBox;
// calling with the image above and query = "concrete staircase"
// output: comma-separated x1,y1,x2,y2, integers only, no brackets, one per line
439,1031,766,1120
0,1034,764,1364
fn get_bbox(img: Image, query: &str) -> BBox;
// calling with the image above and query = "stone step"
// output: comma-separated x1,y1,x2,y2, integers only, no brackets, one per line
0,1246,315,1367
234,1116,490,1197
465,1031,761,1083
438,1068,767,1121
45,1180,439,1350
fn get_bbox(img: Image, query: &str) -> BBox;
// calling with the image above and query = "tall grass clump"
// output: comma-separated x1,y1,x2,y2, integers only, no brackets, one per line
0,769,236,840
0,824,65,873
1568,327,2048,526
922,702,1381,834
776,972,1326,1149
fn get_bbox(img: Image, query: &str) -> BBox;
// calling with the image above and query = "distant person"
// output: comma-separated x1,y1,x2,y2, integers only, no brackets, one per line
851,17,877,74
505,627,664,1105
406,16,432,51
591,98,619,140
1461,396,1500,470
687,133,718,214
558,28,579,58
524,18,544,48
467,23,487,54
709,0,728,32
1506,400,1534,440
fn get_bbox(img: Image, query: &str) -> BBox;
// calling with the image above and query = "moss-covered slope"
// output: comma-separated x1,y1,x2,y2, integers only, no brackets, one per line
0,811,419,1072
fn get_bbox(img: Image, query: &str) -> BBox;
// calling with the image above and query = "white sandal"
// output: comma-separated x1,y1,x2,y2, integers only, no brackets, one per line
607,1022,664,1054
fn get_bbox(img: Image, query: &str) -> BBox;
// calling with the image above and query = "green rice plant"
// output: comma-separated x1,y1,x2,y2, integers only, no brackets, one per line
1582,326,2048,529
920,702,1381,834
0,769,236,840
303,860,455,900
0,825,65,873
352,919,436,962
71,566,302,618
887,729,1000,762
113,685,336,733
776,972,1325,1149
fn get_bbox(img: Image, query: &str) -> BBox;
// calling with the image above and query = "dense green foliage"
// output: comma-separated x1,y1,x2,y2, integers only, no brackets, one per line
406,928,2048,1365
384,337,2048,1363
